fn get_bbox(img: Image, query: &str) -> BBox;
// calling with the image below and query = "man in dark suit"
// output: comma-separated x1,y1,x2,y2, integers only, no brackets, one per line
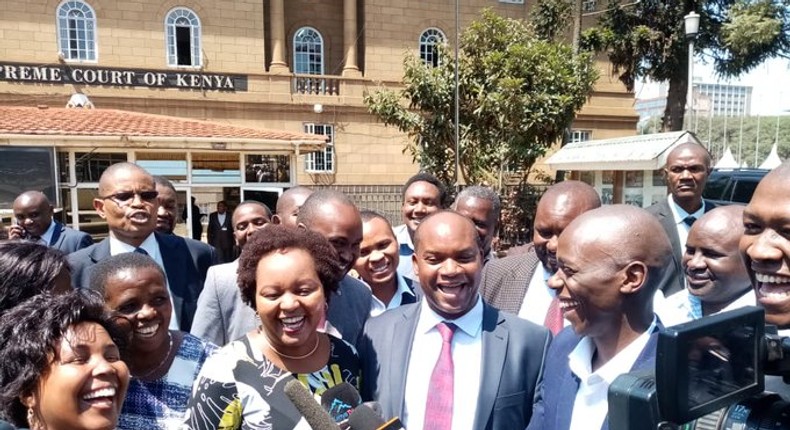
359,211,550,430
647,142,716,296
480,181,600,333
68,162,216,332
527,205,672,430
182,196,203,240
10,191,93,254
207,200,235,263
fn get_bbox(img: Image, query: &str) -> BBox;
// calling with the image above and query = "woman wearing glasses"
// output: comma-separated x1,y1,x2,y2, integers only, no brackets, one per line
89,252,216,430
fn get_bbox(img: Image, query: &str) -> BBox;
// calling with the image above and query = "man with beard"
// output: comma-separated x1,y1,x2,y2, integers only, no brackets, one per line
657,205,754,325
9,190,93,253
68,163,215,331
359,211,550,430
647,143,717,295
296,189,372,342
527,205,672,430
191,200,272,345
481,180,600,334
393,173,447,285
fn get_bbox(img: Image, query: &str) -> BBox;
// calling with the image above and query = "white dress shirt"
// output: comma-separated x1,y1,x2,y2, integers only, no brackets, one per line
393,224,419,285
667,195,706,257
517,264,570,329
217,212,227,227
108,234,179,330
369,273,416,317
567,318,658,430
403,296,484,430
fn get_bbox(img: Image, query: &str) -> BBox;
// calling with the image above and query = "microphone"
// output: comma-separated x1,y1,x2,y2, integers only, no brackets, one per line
283,378,341,430
321,382,362,423
347,404,406,430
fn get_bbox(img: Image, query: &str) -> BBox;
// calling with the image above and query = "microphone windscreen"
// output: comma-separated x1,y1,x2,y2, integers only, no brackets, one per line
348,404,386,430
283,379,341,430
320,382,362,422
360,401,384,421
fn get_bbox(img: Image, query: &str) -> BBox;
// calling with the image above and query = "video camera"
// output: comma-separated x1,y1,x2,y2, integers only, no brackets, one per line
608,306,790,430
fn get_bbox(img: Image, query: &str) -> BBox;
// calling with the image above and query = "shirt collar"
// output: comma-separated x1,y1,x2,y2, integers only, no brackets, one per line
109,233,158,257
39,219,57,245
394,224,414,252
668,195,705,225
417,294,483,338
568,316,658,385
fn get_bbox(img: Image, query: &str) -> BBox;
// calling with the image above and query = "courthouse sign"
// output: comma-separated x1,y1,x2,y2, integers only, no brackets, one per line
0,62,248,91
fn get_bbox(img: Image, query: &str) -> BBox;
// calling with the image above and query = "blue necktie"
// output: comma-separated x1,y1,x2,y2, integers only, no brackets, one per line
134,247,149,256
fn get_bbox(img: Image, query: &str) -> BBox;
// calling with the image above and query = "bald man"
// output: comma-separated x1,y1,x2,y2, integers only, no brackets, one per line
10,191,93,254
657,206,754,326
68,162,216,331
647,143,717,295
481,180,600,334
359,211,550,430
527,205,672,430
272,186,313,227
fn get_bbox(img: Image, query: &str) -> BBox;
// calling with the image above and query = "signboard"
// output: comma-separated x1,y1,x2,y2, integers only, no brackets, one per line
0,62,248,92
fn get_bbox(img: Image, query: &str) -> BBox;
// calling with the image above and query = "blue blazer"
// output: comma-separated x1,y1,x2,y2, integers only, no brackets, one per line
68,233,216,331
49,221,93,254
526,323,662,430
358,302,551,430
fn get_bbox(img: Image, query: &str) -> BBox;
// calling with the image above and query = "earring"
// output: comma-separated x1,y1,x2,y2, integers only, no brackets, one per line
27,406,43,430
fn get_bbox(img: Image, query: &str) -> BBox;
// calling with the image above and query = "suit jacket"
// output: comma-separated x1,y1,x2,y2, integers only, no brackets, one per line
207,211,235,262
646,198,717,296
49,221,93,254
527,324,662,430
190,267,372,346
480,244,541,314
68,233,217,332
359,302,551,430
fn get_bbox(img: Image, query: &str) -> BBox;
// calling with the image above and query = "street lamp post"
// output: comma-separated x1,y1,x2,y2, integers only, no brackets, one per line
684,12,700,131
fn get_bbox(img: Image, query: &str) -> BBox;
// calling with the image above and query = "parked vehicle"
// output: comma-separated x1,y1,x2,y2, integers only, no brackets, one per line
702,168,769,206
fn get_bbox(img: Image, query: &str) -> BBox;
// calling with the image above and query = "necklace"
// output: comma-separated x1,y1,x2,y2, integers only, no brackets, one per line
263,332,321,360
133,331,173,379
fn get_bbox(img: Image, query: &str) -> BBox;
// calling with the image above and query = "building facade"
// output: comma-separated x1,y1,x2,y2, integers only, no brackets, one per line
0,0,638,233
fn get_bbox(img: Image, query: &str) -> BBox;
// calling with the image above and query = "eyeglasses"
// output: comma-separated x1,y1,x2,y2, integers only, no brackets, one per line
100,190,159,206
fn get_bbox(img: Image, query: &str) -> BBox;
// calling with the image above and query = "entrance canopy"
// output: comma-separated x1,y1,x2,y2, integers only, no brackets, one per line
545,131,701,171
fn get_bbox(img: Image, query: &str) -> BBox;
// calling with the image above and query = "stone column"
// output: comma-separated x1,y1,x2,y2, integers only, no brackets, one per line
342,0,361,77
269,0,289,74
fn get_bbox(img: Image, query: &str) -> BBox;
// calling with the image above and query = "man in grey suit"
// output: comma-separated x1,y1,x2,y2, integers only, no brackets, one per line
9,191,93,254
191,200,272,345
646,142,716,296
359,211,550,430
480,181,600,334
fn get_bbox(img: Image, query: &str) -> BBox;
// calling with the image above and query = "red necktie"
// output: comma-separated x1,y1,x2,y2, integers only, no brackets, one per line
424,322,456,430
544,295,564,335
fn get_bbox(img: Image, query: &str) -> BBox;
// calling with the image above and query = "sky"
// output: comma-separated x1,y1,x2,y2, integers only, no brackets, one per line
635,57,790,116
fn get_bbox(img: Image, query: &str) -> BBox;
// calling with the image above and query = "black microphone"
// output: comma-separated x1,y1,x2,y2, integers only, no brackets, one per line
347,404,406,430
321,382,362,423
283,378,341,430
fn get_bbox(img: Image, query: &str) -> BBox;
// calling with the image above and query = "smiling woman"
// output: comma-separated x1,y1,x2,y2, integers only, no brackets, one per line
0,291,130,430
88,253,217,430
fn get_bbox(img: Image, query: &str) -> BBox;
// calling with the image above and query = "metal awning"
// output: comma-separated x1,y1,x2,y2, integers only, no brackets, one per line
545,131,701,171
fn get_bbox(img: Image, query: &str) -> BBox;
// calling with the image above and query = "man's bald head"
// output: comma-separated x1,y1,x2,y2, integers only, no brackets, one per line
297,189,362,276
274,186,313,227
297,189,356,227
665,143,712,169
413,210,482,254
533,180,601,272
98,162,152,196
12,191,54,238
13,191,51,210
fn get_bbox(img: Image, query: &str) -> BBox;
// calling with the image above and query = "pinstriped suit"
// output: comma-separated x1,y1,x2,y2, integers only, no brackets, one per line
480,244,541,314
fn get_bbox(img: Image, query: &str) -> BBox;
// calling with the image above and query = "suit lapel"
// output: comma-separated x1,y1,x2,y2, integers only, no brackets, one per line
474,304,508,430
156,234,188,323
49,221,63,248
393,305,420,418
657,201,682,261
89,239,111,263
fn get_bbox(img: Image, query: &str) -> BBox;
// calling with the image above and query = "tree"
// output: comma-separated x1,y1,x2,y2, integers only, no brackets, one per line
363,9,598,187
582,0,790,132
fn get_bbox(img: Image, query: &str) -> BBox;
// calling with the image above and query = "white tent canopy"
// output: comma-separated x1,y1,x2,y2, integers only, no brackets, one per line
759,143,782,169
715,147,739,169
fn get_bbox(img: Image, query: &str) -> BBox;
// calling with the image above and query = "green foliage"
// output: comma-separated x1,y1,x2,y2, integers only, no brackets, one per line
364,9,598,188
581,0,790,131
531,0,574,41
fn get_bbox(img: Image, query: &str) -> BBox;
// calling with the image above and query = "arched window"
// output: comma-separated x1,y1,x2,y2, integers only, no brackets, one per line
166,8,201,67
419,28,445,67
56,0,97,61
293,27,324,75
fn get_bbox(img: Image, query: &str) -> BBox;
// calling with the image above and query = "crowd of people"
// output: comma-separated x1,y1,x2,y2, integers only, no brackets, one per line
0,143,787,429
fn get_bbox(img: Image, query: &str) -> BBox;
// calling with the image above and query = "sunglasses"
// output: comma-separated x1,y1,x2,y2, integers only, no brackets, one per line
100,190,159,206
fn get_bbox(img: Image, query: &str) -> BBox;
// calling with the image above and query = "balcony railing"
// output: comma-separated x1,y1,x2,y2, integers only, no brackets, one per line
292,75,340,96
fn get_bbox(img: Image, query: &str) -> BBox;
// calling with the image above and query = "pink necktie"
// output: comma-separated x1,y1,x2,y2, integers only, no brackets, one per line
544,296,564,335
424,322,457,430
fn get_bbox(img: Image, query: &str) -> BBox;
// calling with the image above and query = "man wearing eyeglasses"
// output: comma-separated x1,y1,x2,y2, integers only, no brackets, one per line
68,162,217,332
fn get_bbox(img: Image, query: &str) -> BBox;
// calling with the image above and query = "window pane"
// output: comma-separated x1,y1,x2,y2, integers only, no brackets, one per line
74,153,127,183
191,153,240,184
245,155,291,183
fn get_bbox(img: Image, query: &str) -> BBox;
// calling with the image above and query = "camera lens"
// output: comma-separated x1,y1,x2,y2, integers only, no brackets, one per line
687,393,790,430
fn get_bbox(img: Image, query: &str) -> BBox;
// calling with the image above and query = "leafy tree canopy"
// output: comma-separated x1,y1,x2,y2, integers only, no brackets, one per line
363,9,598,187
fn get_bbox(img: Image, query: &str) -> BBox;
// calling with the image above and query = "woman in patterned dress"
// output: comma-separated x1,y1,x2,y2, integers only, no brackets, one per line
182,225,361,430
89,252,217,429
